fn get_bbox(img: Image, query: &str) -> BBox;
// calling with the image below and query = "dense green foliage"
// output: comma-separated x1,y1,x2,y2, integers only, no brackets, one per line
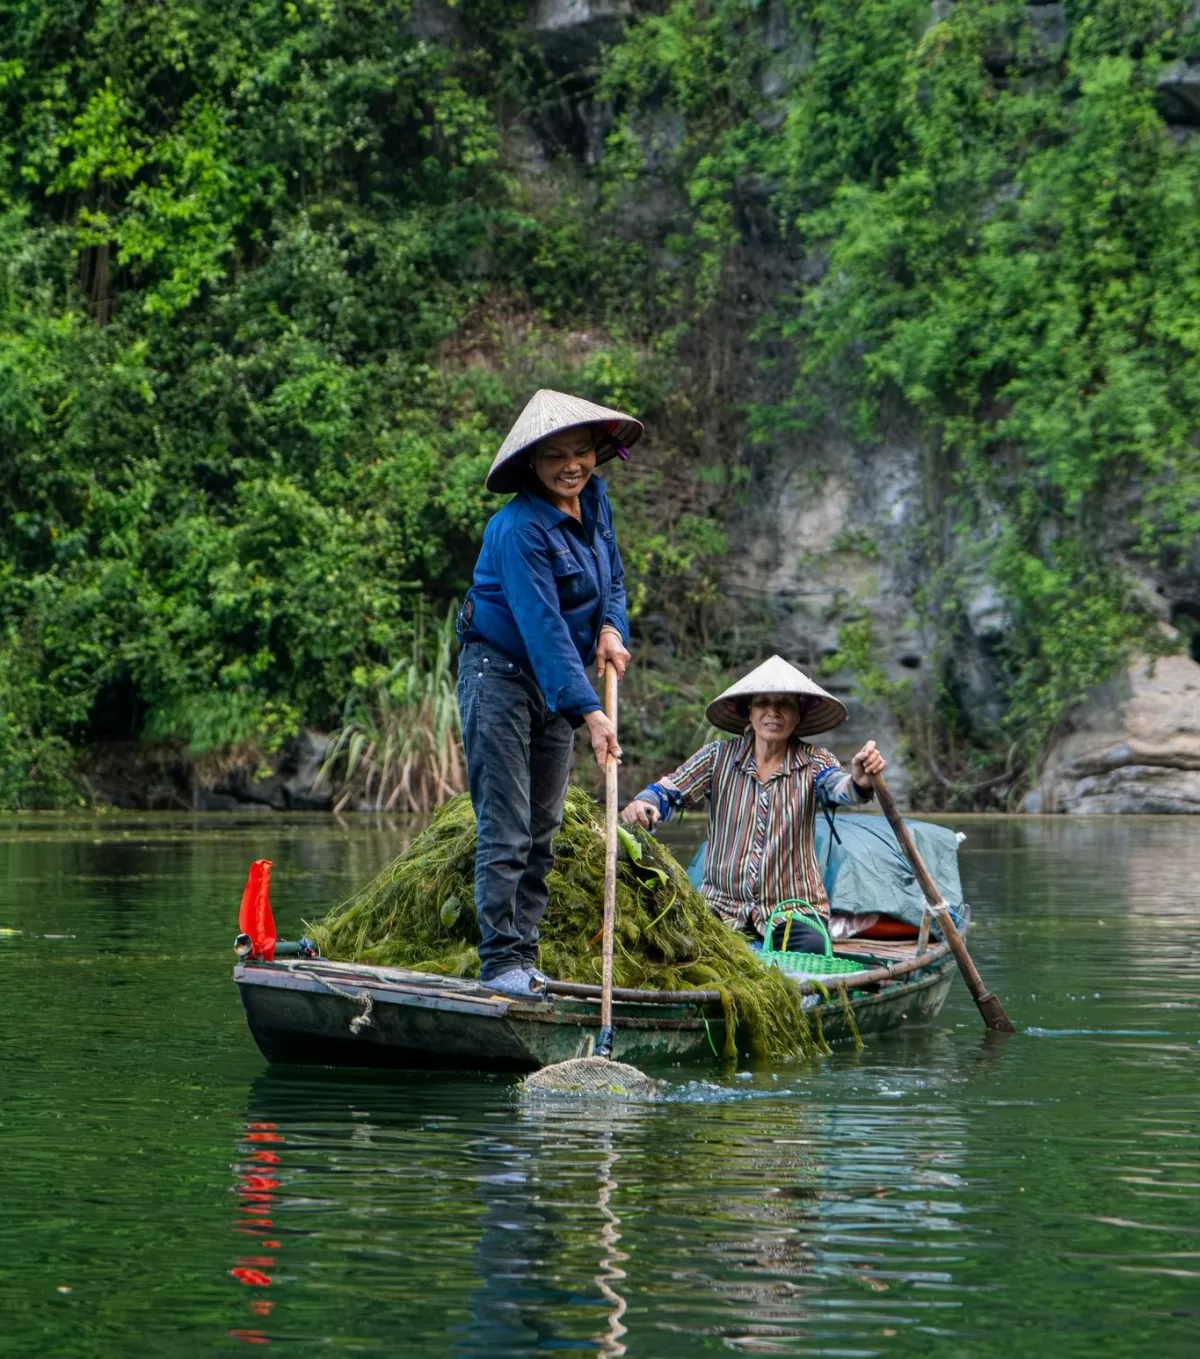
0,0,727,808
1,0,498,802
3,0,1199,807
0,0,646,805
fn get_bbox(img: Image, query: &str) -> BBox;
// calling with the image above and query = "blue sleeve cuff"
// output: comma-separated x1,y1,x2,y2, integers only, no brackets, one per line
814,763,872,803
634,782,684,823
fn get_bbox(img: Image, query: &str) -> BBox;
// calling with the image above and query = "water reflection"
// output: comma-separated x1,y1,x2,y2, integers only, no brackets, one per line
228,1119,285,1344
458,1121,579,1356
594,1138,630,1357
460,1103,647,1358
227,1073,650,1355
225,1066,991,1354
658,1094,975,1352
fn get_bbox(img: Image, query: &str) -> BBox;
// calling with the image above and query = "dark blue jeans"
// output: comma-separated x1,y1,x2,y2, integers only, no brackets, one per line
457,642,575,980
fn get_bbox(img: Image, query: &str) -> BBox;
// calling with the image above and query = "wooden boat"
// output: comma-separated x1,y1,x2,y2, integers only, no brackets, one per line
233,927,960,1072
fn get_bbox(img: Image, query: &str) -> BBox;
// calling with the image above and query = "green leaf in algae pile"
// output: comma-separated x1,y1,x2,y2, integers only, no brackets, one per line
616,826,643,862
617,825,668,884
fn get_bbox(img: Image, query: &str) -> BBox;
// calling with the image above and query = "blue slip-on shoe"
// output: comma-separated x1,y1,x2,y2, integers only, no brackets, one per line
484,967,540,998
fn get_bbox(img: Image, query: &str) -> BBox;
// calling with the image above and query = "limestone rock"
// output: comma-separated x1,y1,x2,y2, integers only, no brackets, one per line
408,0,463,43
1158,60,1200,129
1037,653,1200,813
726,430,929,806
527,0,630,67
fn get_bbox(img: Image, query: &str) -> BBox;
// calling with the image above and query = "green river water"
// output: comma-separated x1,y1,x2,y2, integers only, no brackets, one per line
0,812,1197,1357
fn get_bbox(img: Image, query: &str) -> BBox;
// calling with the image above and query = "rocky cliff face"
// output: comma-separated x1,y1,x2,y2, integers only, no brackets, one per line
725,426,927,801
516,0,1200,811
738,422,1200,810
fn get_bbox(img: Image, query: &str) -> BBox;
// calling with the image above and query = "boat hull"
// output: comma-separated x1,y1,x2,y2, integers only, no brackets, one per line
235,950,957,1073
236,962,726,1071
815,963,956,1044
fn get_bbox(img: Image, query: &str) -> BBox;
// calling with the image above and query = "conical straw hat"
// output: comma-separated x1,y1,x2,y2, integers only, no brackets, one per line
705,655,848,737
485,389,644,493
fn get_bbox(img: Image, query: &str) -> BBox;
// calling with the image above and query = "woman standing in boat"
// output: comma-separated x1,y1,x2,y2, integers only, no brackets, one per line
621,656,887,952
457,390,643,997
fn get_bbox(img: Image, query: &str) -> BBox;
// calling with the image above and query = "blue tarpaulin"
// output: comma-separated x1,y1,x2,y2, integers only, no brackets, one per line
685,814,966,927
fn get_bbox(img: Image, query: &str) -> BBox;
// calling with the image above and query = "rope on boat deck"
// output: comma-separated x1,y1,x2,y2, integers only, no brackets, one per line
291,966,376,1034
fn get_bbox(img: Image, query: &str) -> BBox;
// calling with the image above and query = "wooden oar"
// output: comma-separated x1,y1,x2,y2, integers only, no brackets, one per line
870,772,1015,1034
596,664,619,1058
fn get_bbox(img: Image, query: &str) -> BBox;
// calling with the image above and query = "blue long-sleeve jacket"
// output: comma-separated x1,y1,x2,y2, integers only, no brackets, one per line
460,476,629,719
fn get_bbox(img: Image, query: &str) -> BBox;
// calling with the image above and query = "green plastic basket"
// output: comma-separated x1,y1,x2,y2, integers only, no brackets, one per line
760,901,864,977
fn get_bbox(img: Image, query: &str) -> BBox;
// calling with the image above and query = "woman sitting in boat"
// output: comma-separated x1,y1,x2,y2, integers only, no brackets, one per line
621,656,887,952
457,390,643,998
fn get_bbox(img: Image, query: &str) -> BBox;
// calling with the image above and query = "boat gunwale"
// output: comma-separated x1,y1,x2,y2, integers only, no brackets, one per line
236,940,954,1000
830,959,955,1012
799,938,951,993
233,943,957,1026
232,961,725,1029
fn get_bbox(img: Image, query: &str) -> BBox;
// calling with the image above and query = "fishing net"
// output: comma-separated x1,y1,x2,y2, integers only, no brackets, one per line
523,1057,660,1098
308,787,821,1061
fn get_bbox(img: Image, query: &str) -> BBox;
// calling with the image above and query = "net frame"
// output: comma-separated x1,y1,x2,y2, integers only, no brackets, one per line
522,1057,660,1098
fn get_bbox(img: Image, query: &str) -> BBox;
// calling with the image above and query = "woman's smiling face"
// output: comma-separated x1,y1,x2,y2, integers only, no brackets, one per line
530,428,597,504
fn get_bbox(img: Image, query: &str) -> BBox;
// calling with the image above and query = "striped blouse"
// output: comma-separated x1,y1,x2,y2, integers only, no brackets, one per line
633,733,872,932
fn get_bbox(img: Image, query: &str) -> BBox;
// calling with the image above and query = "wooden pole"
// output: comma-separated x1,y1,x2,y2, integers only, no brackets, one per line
915,907,931,955
597,666,619,1058
870,772,1015,1034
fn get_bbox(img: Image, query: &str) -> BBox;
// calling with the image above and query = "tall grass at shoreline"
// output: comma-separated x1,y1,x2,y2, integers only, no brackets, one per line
316,605,464,814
